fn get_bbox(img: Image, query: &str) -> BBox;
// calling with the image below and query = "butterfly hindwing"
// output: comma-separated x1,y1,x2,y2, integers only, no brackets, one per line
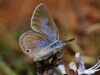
31,3,59,40
19,30,51,60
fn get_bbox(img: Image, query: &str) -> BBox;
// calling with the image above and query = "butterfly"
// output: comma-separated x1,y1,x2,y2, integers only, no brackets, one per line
19,3,74,62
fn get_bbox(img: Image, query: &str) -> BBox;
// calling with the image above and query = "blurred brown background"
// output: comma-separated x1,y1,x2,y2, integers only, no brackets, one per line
0,0,100,75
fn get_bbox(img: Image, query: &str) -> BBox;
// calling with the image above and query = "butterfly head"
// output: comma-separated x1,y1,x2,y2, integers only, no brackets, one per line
50,40,64,50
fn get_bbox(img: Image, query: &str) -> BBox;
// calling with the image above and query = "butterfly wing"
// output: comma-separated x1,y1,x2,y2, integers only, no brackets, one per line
19,30,51,61
31,3,59,40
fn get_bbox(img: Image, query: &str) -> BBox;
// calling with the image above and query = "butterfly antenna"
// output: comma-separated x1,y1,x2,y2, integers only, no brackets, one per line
64,37,75,43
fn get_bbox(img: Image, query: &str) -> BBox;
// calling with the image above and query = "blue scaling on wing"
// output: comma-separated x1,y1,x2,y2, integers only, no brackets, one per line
31,3,59,41
39,17,57,40
35,40,52,50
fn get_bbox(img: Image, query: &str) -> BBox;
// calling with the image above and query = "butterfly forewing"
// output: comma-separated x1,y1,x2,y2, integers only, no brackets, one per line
31,3,59,40
19,30,51,61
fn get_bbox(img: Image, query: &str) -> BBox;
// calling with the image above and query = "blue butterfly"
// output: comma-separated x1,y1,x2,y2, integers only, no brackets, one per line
19,3,74,62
